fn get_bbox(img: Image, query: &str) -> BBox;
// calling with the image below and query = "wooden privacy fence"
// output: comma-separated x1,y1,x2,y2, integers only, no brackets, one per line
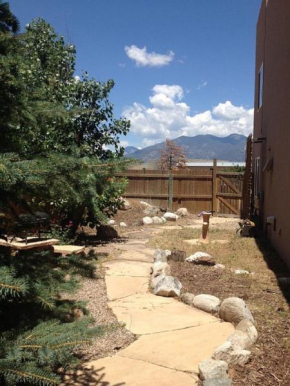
116,162,244,216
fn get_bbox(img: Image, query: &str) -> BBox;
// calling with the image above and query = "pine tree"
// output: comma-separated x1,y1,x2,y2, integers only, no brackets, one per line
0,6,130,385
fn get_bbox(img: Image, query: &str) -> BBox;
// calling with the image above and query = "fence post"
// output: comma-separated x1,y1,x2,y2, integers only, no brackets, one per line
168,156,173,211
212,159,217,214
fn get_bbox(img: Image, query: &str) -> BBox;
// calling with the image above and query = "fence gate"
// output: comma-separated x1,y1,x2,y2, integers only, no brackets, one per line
215,172,244,215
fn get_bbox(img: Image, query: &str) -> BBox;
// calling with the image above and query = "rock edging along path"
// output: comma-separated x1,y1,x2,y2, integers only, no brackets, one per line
77,228,234,385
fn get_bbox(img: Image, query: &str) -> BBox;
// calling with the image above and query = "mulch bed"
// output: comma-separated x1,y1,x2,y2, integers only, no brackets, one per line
170,260,290,386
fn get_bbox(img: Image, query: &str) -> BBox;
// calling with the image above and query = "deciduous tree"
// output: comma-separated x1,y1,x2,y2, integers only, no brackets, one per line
158,139,187,171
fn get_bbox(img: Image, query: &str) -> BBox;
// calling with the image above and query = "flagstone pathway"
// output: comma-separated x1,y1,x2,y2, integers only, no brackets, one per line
68,227,235,385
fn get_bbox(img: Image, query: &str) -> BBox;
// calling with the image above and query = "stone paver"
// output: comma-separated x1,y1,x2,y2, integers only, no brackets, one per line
53,245,85,255
109,293,218,334
118,322,235,373
115,249,154,263
105,276,148,301
83,356,198,386
103,260,151,277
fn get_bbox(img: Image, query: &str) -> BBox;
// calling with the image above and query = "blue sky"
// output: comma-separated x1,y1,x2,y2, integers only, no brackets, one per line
9,0,261,148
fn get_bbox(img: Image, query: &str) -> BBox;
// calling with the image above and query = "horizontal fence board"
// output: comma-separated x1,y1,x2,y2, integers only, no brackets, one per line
116,173,212,179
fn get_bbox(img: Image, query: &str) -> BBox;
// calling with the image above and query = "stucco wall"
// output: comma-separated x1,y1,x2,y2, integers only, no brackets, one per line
253,0,290,267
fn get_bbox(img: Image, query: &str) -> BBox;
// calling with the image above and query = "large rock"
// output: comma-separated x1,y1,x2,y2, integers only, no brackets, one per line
97,225,118,239
203,378,232,386
143,206,159,216
154,276,182,297
143,216,153,225
235,269,250,275
214,264,225,270
152,262,171,278
154,249,171,263
212,341,251,365
152,216,164,224
198,359,228,381
107,219,116,226
176,208,189,217
120,198,131,210
227,330,252,350
228,349,251,365
120,222,127,227
180,292,195,306
150,274,165,289
236,319,258,345
186,252,216,266
140,201,151,207
193,294,221,313
219,297,254,324
163,212,178,221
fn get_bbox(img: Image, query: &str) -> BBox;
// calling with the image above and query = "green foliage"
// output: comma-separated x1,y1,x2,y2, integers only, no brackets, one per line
0,8,130,385
0,17,131,228
0,0,20,33
0,247,103,385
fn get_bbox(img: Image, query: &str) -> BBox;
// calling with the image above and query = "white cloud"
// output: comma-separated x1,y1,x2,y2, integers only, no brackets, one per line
197,81,208,90
125,45,174,67
118,63,126,68
119,140,129,147
122,84,253,147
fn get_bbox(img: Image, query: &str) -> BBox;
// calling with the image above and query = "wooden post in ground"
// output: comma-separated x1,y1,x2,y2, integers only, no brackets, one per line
168,155,173,211
212,158,217,214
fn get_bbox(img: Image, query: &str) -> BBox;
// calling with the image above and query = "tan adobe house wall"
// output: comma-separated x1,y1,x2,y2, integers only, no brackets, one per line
253,0,290,267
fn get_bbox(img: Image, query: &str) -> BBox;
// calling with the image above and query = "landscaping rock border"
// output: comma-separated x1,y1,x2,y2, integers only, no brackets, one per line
163,248,258,385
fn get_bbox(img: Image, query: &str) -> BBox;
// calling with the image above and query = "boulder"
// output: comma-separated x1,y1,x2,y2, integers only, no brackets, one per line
193,294,221,313
152,262,171,278
163,212,178,221
150,274,165,289
212,341,251,365
186,252,216,266
219,297,254,324
152,216,164,224
228,349,251,366
154,276,182,297
140,201,151,207
143,216,153,225
203,378,232,386
161,216,166,223
235,269,250,275
176,207,189,217
212,341,233,362
107,219,116,226
236,319,258,345
119,222,127,228
180,292,195,306
198,359,228,381
120,198,131,210
214,264,225,270
97,225,118,239
154,249,171,263
227,330,252,350
143,206,159,216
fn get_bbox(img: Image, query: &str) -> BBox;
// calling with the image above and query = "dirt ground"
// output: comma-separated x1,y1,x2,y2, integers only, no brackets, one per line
148,226,290,386
74,200,290,385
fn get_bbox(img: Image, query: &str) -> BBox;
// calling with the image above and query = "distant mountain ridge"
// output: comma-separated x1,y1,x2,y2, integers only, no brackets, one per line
124,146,139,156
124,134,247,162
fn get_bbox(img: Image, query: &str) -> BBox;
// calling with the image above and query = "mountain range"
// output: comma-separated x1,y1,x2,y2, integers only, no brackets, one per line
124,134,247,162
